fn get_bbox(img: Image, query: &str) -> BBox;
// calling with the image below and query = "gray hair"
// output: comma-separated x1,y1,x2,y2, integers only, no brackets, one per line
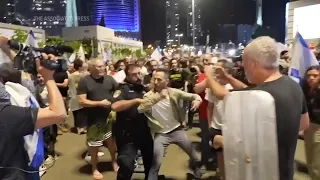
245,36,279,69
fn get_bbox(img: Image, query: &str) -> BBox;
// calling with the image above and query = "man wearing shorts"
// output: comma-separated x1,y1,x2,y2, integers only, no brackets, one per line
205,59,234,180
77,58,118,179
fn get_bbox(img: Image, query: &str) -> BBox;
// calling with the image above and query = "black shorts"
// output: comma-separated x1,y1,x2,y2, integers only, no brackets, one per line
209,128,223,152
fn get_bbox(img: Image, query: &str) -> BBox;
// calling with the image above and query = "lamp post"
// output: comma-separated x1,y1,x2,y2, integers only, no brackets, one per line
176,34,183,46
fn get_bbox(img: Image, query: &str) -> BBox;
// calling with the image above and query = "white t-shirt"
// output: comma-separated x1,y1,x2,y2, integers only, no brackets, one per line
205,84,233,130
152,98,181,134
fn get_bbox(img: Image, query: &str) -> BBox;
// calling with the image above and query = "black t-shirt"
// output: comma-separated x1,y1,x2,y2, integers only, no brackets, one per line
53,72,69,97
0,105,38,180
234,76,307,180
77,75,117,125
169,69,188,89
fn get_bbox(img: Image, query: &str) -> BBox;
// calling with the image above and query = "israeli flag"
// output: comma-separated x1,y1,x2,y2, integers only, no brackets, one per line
25,30,41,57
289,32,319,83
4,82,44,177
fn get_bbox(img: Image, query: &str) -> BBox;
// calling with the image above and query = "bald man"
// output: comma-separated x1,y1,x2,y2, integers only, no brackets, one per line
77,58,119,179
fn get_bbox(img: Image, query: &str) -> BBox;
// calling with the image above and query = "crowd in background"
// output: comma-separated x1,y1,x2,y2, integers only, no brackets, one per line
0,35,320,180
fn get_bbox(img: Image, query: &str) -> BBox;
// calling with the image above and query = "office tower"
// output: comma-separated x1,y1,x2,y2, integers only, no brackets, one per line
91,0,141,39
237,24,253,45
28,0,66,36
4,0,15,23
256,0,263,26
187,0,202,46
165,0,180,45
66,0,78,27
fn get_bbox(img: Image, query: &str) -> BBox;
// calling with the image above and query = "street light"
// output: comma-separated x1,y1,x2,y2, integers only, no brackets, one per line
175,34,183,46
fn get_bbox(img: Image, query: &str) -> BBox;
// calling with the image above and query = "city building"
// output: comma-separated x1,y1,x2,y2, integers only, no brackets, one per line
165,0,180,45
4,0,67,36
256,0,263,26
186,0,203,46
165,0,203,46
4,0,15,24
286,0,320,44
90,0,141,40
62,25,143,50
27,0,67,36
237,24,253,45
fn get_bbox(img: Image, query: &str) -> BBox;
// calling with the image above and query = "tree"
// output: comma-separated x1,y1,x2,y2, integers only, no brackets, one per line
11,29,28,43
99,16,106,27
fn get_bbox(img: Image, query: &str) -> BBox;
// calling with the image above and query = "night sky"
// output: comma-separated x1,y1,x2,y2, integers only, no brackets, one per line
140,0,289,45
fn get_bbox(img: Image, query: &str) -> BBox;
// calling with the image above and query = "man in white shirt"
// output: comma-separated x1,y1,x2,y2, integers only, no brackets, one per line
205,59,235,180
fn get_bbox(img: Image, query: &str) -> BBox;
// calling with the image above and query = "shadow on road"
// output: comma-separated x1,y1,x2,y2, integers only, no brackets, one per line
78,162,114,174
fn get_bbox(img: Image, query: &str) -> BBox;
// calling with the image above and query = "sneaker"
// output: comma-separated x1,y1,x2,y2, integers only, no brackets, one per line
98,152,104,157
44,155,57,165
39,164,47,177
84,152,104,163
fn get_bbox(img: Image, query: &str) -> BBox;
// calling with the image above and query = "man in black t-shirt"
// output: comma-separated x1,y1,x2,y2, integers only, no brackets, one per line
0,54,67,180
77,58,118,179
205,36,310,180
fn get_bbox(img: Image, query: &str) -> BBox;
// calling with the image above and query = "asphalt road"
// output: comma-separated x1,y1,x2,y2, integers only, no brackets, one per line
42,117,311,180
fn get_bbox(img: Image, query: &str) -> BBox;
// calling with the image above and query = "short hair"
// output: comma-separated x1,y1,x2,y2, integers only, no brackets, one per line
114,59,125,70
73,59,83,70
245,36,279,69
89,57,104,66
0,63,21,84
124,64,140,75
155,68,170,79
217,59,235,74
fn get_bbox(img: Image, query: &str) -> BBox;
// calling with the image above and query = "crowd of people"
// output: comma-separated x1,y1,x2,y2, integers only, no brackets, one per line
0,35,318,180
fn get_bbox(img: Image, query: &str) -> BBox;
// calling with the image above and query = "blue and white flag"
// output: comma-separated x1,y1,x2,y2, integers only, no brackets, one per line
25,30,40,57
289,32,319,83
4,82,44,171
25,30,38,48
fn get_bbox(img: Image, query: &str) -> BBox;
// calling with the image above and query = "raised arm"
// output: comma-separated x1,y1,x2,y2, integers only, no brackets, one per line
0,36,17,61
35,54,67,129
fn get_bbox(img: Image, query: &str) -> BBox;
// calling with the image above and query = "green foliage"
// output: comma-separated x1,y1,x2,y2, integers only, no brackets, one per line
81,37,97,57
64,41,81,52
46,36,64,46
121,48,132,56
11,29,28,43
135,49,143,58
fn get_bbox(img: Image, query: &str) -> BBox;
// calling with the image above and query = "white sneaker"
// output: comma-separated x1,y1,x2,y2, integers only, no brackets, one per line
84,152,104,164
98,152,104,157
44,155,57,165
39,165,47,177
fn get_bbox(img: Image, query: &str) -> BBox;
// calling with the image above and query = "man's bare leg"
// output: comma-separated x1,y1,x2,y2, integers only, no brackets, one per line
213,135,225,180
90,146,103,180
104,137,119,172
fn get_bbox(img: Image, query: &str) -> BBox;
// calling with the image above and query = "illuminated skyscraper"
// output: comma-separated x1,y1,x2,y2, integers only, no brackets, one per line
256,0,263,26
165,0,180,45
4,0,15,23
92,0,141,39
66,0,78,27
187,0,203,46
28,0,66,35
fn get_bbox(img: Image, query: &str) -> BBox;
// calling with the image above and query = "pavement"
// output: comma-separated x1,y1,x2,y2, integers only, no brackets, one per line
42,116,311,180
